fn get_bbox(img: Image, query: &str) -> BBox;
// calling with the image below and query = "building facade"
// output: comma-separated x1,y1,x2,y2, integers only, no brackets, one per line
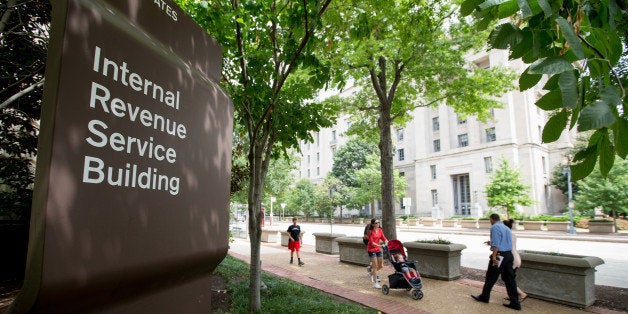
298,50,573,218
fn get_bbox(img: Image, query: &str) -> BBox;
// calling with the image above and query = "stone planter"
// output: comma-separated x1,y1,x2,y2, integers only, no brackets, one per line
522,221,545,231
477,219,492,229
421,218,437,227
337,236,370,266
441,219,458,228
519,250,604,307
588,221,616,233
354,218,365,225
407,218,418,226
405,242,467,280
260,229,280,243
280,231,290,247
396,219,403,226
546,221,570,231
313,233,346,254
460,219,477,229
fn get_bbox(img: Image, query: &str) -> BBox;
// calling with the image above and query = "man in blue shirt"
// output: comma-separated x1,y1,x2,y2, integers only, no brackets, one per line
471,213,522,310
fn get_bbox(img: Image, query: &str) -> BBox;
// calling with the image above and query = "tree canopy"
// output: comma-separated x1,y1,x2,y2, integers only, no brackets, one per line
575,158,628,217
484,158,534,219
462,0,628,181
322,0,515,239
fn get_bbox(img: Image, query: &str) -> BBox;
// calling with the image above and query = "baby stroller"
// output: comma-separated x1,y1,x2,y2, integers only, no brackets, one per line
381,239,424,300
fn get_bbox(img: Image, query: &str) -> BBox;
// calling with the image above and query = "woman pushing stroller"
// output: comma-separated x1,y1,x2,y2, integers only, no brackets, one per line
366,218,388,288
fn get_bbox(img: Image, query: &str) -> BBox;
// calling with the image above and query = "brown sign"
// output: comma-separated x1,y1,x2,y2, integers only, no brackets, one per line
10,0,233,312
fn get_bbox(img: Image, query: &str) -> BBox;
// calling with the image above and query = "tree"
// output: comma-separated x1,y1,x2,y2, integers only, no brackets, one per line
484,159,534,219
0,0,50,221
462,0,628,181
353,153,407,218
263,152,298,205
331,138,378,188
323,0,514,239
575,158,628,217
175,1,336,310
286,179,317,218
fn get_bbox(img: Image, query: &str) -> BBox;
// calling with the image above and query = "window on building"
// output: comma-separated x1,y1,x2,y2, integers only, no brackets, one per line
432,117,440,131
399,172,405,177
397,128,404,141
430,165,436,179
485,127,496,142
316,132,320,146
332,130,337,141
332,147,336,155
431,189,438,207
398,148,405,161
457,115,467,125
489,108,495,117
307,169,310,177
316,167,320,176
307,155,310,165
316,152,320,162
458,133,469,147
484,156,493,173
433,139,441,152
538,125,543,142
542,156,547,174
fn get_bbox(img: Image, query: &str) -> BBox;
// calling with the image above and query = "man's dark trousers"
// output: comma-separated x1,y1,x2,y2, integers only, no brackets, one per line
479,251,520,308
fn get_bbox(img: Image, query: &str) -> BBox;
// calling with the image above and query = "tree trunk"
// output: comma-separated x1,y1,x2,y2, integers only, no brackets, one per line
0,0,17,35
378,103,397,240
247,125,274,312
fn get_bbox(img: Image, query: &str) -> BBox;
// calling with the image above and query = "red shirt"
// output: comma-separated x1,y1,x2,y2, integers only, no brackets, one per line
367,228,388,253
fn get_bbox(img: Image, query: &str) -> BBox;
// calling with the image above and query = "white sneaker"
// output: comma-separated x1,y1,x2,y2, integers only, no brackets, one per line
374,283,382,289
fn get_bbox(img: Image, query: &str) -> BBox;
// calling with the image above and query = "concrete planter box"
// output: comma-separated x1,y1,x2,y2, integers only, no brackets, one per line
421,218,437,226
405,242,467,280
460,219,477,229
313,233,346,254
546,221,570,231
280,231,290,247
441,219,458,227
396,219,403,226
337,236,370,266
522,221,545,231
407,219,418,226
588,221,616,233
519,250,604,307
354,218,365,225
260,229,280,243
477,219,492,229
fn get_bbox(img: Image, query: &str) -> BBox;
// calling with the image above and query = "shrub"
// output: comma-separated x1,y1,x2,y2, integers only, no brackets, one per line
416,238,452,245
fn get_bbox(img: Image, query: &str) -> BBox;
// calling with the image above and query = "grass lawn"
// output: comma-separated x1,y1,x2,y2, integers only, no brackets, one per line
215,255,377,313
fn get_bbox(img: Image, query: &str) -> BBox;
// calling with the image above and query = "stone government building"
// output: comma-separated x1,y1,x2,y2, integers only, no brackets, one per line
297,50,573,219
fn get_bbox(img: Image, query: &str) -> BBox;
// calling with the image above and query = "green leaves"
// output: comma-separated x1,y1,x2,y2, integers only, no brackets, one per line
555,17,584,59
528,57,573,75
542,110,568,143
462,0,627,180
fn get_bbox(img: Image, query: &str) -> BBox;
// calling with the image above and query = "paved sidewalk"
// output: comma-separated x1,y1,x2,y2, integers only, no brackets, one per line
228,238,622,314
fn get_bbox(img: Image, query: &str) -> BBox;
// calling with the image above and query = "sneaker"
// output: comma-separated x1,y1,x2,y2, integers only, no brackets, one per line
376,275,381,282
298,261,304,266
374,283,382,289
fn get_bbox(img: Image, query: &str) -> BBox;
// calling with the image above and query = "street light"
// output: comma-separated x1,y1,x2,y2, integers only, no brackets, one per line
281,203,286,221
270,196,276,226
562,159,577,235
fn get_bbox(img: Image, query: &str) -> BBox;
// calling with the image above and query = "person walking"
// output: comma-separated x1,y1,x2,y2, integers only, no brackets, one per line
503,219,528,302
366,218,388,289
287,217,304,266
471,213,522,310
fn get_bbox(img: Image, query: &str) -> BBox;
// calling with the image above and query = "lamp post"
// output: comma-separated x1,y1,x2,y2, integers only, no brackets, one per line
270,196,276,226
562,161,576,235
281,203,286,221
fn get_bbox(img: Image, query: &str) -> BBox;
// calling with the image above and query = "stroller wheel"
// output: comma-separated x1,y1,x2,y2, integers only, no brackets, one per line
412,289,424,300
382,284,389,295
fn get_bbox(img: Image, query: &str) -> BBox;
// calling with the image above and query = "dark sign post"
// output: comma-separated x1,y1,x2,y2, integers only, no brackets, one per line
10,1,233,312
